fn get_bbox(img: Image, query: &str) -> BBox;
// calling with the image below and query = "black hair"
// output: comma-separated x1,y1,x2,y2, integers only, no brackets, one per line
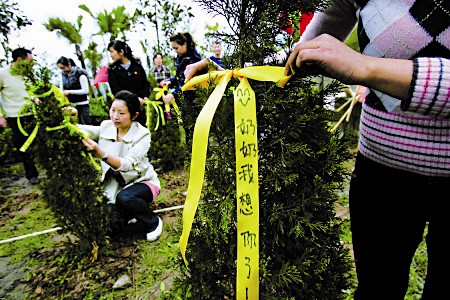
56,56,77,67
107,40,134,61
170,32,196,54
12,48,31,62
113,90,141,119
153,53,163,60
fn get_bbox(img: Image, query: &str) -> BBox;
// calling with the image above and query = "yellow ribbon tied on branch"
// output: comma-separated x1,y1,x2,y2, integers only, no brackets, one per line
46,116,101,171
180,66,290,300
154,85,182,123
144,100,165,131
19,85,68,152
18,85,100,171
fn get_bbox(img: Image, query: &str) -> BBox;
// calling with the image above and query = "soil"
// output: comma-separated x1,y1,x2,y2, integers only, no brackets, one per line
0,161,187,299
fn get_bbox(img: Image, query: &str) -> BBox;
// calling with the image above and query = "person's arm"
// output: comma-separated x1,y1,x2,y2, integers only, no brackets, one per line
132,64,150,104
77,124,100,140
400,57,450,117
81,128,150,171
184,58,225,82
82,138,122,169
64,75,89,96
285,34,413,101
299,0,358,44
121,132,150,169
59,73,64,91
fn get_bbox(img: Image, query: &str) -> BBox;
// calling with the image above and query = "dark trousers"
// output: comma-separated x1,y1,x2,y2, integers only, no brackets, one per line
115,183,159,232
350,153,449,300
7,116,39,179
75,104,91,125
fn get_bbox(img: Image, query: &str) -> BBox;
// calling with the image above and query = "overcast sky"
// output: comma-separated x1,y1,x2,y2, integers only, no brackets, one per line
6,0,228,72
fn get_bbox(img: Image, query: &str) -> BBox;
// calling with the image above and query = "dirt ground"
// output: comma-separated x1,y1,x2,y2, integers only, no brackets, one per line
0,161,187,299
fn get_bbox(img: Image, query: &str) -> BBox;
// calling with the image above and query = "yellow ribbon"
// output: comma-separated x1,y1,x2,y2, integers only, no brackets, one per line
179,66,290,299
153,86,182,123
331,86,361,133
144,100,165,131
46,117,101,171
19,85,68,152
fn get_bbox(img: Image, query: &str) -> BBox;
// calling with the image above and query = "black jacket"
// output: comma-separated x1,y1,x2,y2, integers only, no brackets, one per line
108,60,150,98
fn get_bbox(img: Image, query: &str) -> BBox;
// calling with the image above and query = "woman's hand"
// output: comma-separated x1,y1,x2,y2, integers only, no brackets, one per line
284,34,369,85
184,59,209,82
82,138,101,158
160,80,170,87
162,93,174,104
284,33,412,100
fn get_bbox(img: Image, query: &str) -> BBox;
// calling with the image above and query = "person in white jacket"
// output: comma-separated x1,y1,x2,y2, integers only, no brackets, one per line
78,90,162,241
284,1,450,299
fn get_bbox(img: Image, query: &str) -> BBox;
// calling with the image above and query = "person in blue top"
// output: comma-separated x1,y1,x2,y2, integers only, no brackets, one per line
161,32,202,142
209,41,226,69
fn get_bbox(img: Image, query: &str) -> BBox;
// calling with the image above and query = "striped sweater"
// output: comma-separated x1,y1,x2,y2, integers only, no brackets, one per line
302,0,450,176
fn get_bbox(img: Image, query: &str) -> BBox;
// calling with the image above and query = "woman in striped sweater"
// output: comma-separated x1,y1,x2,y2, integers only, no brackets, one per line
285,1,450,299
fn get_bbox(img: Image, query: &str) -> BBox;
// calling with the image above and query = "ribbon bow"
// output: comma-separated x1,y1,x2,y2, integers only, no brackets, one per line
179,66,290,299
18,85,100,171
153,85,182,123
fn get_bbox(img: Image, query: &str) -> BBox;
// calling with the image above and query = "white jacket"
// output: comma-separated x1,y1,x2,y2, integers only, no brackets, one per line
79,120,160,203
0,66,31,118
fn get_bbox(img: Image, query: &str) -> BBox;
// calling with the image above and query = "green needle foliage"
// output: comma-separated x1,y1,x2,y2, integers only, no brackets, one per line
170,0,354,299
11,59,112,258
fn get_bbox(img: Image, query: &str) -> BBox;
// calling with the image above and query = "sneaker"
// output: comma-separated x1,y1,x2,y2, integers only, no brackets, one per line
146,216,163,242
128,218,137,224
29,177,40,185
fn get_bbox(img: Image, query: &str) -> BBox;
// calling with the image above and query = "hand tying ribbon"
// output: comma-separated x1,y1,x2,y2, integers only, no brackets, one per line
153,85,182,123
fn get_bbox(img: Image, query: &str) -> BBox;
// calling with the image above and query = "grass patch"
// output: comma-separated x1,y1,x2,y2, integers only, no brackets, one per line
0,200,58,263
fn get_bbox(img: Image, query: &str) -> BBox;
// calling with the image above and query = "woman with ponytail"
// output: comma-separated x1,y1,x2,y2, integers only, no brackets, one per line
107,40,150,126
162,32,202,143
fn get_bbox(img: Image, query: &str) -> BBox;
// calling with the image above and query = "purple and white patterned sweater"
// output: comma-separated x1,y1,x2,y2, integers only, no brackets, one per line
302,0,450,176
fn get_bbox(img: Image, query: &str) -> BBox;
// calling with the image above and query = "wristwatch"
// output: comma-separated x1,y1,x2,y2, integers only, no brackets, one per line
101,152,109,162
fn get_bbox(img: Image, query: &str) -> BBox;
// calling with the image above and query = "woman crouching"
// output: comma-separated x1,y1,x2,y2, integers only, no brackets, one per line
78,90,162,241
